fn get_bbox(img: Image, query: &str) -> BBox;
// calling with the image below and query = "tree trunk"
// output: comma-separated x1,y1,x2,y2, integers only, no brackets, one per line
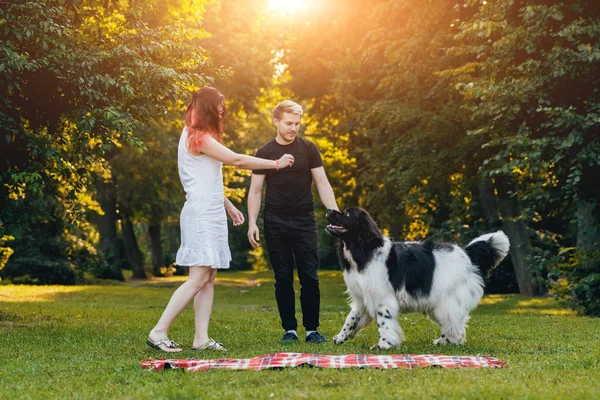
576,200,600,269
168,224,180,255
148,219,164,277
120,199,147,280
477,175,502,230
122,216,147,280
94,176,124,281
495,176,539,296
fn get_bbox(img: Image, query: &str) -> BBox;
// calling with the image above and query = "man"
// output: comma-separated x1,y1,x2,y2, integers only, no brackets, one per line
247,100,339,344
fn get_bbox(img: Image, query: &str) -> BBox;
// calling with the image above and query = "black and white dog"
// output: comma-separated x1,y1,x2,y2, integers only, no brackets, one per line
325,207,509,349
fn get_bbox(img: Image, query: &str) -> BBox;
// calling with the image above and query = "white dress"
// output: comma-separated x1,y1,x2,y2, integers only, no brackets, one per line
175,128,231,269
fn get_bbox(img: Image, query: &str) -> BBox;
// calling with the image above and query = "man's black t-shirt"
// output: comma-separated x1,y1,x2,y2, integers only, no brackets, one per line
253,137,323,216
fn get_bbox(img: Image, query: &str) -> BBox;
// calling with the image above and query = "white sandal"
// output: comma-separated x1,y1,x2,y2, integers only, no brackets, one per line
146,338,182,352
191,338,227,351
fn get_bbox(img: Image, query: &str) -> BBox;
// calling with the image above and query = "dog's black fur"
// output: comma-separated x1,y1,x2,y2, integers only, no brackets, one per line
327,208,443,298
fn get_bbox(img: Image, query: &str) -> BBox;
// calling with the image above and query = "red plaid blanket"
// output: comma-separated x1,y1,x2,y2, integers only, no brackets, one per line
141,352,505,371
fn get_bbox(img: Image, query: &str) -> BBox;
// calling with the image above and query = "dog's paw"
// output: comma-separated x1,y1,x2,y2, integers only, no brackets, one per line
371,340,394,351
333,334,346,345
433,336,449,345
435,337,465,345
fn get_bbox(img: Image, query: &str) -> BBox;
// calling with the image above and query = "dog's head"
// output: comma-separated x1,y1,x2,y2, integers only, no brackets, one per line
325,207,384,245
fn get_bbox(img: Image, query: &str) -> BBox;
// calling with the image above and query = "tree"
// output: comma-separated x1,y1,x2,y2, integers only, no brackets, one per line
284,0,489,259
111,118,184,277
284,0,599,298
446,0,600,297
0,0,219,282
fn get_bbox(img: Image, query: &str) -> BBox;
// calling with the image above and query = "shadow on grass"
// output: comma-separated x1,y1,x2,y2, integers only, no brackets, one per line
477,294,575,316
128,269,344,288
0,271,573,318
127,271,274,288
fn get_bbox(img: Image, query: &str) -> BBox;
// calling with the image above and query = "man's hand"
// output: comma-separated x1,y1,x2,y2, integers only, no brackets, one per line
248,224,260,248
226,204,245,226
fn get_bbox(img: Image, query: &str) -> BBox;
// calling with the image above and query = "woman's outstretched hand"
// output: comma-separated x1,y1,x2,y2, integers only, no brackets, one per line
278,154,295,169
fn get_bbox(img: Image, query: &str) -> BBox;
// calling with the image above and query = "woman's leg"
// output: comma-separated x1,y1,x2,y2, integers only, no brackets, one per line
149,266,212,351
192,268,218,347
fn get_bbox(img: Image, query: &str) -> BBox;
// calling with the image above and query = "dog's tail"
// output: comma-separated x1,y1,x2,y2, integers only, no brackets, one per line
465,231,510,278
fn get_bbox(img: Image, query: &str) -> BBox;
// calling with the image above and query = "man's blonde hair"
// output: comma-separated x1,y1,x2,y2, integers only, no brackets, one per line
273,100,303,120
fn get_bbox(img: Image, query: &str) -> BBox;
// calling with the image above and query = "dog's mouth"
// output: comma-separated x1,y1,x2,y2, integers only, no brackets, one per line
326,224,347,234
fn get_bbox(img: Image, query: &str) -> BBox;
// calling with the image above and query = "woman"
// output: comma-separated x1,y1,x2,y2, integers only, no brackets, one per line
147,87,294,352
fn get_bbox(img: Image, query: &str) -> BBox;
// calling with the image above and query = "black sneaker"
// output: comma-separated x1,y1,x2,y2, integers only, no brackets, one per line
306,331,329,344
280,332,299,344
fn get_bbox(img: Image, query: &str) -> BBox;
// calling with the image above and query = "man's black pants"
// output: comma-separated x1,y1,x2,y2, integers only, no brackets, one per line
263,212,320,332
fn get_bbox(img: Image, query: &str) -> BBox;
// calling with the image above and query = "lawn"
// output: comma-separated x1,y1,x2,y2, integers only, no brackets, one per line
1,270,599,399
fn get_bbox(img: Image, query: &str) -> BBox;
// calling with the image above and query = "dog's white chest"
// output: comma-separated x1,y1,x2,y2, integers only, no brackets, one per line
342,239,395,315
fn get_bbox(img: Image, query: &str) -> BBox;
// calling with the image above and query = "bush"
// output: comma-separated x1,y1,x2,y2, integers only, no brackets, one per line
0,248,77,285
0,223,111,285
0,235,15,272
549,248,600,317
62,232,110,281
485,257,519,294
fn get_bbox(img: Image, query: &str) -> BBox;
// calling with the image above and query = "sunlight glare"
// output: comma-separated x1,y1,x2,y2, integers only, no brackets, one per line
268,0,305,14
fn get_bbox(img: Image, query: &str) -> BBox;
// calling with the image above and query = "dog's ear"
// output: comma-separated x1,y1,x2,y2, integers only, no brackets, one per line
357,211,367,228
358,210,372,228
358,211,381,242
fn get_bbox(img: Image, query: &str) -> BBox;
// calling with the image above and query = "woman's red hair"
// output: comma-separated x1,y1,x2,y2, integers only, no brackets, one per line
184,87,225,154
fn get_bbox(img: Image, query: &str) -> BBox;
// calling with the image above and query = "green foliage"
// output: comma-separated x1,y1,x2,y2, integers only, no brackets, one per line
0,193,107,284
0,0,219,279
447,1,600,200
0,235,15,271
2,0,598,298
549,247,600,317
1,1,215,206
284,0,489,264
0,231,79,285
283,0,600,295
286,0,476,233
445,0,600,302
202,0,279,110
0,251,77,285
112,119,183,221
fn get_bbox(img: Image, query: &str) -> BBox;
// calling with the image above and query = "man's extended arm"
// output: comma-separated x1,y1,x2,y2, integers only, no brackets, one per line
311,166,339,211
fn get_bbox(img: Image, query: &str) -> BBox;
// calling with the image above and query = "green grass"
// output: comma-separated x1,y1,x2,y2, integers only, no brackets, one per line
1,270,599,399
